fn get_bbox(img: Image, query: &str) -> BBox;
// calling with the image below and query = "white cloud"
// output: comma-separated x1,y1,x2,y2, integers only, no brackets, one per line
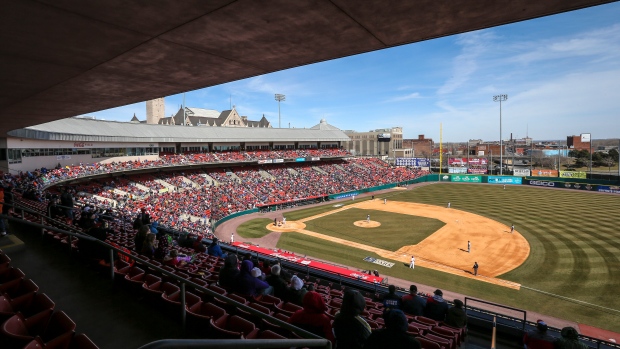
384,92,422,103
437,31,496,95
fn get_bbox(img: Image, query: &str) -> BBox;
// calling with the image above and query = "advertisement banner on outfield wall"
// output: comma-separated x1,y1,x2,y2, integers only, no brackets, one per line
488,176,523,184
525,179,557,187
532,169,558,177
513,168,531,176
451,175,482,183
559,171,587,179
448,167,468,174
396,158,429,167
440,175,452,182
467,168,488,174
562,182,595,191
597,185,620,194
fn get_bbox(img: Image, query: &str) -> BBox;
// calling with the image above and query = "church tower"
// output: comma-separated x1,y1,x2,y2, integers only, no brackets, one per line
146,98,165,124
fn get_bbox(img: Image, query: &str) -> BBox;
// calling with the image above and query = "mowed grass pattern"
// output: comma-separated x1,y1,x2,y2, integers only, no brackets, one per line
390,183,620,328
304,207,445,251
274,183,620,331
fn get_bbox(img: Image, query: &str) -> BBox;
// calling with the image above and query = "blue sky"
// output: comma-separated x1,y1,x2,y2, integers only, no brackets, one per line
86,3,620,142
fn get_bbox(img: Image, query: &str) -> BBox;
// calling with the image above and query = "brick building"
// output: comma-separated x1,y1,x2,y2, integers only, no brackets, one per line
403,135,433,158
567,135,591,151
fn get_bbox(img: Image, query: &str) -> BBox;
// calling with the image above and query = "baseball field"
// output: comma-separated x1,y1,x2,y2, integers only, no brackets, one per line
236,183,620,333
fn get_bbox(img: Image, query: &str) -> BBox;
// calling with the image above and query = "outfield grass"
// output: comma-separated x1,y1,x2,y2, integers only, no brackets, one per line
236,218,274,238
276,183,620,332
304,207,445,251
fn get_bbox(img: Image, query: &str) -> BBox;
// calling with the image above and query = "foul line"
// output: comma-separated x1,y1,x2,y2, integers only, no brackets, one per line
521,285,620,315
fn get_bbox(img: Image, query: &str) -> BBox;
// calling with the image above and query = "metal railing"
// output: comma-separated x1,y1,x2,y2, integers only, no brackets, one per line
138,338,330,349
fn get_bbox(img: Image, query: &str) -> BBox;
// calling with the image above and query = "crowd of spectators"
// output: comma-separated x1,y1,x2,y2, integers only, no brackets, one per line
3,150,428,240
32,148,350,187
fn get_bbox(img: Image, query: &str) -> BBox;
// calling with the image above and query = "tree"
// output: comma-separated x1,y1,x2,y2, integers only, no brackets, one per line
609,148,619,161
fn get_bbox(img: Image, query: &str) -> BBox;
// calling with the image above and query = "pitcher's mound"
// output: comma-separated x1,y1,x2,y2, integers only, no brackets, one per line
354,220,381,228
268,221,306,232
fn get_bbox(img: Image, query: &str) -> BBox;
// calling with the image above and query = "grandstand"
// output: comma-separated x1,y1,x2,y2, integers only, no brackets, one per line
3,139,619,348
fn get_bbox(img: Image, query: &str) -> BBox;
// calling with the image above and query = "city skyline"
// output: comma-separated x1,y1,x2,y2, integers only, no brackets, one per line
85,3,620,143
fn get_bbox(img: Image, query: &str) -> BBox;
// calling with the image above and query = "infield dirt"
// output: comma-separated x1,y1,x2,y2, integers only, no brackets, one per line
268,198,529,289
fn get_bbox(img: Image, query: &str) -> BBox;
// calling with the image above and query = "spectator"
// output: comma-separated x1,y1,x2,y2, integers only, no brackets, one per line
207,238,226,258
286,275,308,306
424,289,449,321
402,284,426,316
555,327,587,349
333,289,372,349
524,320,555,349
365,309,421,349
154,232,171,260
445,299,468,329
381,285,402,314
266,264,288,299
0,186,5,236
289,291,335,345
60,187,74,222
218,254,240,291
236,260,270,297
141,233,157,259
134,225,149,253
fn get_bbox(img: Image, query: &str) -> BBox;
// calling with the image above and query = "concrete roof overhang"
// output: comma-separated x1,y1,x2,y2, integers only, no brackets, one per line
0,0,614,136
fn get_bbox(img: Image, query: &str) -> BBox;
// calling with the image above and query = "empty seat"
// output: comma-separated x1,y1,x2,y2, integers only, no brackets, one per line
415,315,439,327
186,301,228,333
210,315,259,339
0,278,39,301
0,310,53,347
423,333,454,349
0,267,25,284
68,333,100,349
430,326,461,345
417,336,445,349
275,302,302,316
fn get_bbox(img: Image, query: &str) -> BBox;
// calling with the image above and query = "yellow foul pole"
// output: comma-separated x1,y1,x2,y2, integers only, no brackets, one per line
439,123,443,175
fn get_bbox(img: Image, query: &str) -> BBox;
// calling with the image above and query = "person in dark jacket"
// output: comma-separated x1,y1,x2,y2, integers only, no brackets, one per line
424,289,449,321
365,309,421,349
265,264,288,299
286,275,308,306
218,254,240,291
555,326,588,349
445,299,468,329
381,284,402,315
333,289,372,349
134,225,149,253
235,260,270,297
401,284,426,316
289,291,335,345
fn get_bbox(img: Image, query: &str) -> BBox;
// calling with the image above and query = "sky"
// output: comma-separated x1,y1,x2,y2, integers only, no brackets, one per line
86,3,620,143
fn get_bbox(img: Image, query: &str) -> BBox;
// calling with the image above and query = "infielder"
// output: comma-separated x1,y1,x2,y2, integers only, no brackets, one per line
366,214,370,223
409,256,415,269
467,240,471,253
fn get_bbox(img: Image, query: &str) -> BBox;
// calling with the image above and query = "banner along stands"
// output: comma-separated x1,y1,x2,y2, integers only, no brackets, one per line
448,167,467,174
531,169,558,177
513,168,531,176
559,171,587,179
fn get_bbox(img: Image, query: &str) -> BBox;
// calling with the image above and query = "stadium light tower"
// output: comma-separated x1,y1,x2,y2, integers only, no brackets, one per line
275,94,285,128
493,94,508,176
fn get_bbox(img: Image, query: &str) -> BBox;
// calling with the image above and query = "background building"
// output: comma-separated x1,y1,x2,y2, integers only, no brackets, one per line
146,98,165,124
403,135,433,159
343,127,403,156
567,135,591,150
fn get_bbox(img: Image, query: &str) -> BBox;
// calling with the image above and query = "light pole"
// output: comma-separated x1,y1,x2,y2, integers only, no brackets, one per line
275,94,285,128
493,94,508,176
